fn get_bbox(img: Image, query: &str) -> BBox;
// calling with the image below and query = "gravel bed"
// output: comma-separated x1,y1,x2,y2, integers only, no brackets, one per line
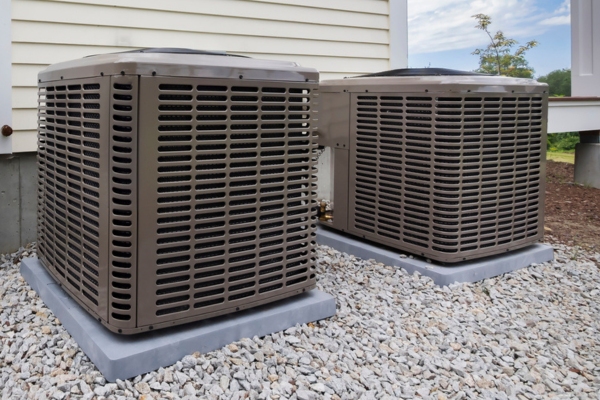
1,240,599,400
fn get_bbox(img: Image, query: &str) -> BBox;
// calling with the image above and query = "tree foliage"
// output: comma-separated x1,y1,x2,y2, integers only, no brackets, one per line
547,132,579,152
472,14,538,78
539,69,576,151
537,69,571,97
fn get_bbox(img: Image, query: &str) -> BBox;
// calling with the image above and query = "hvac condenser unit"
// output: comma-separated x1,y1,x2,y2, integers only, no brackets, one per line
36,48,318,334
318,68,548,263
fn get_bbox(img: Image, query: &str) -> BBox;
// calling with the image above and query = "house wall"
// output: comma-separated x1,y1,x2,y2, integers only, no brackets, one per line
1,0,406,253
0,153,38,253
1,0,11,154
11,0,394,153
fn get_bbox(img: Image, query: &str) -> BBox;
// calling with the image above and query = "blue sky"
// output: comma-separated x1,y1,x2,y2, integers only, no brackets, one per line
407,0,571,78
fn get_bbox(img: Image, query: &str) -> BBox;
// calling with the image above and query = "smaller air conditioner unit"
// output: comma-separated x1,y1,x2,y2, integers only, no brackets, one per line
317,68,548,263
36,48,319,334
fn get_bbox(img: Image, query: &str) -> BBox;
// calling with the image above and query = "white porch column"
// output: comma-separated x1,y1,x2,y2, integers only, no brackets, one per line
571,0,600,188
571,0,600,96
389,0,408,69
0,0,12,154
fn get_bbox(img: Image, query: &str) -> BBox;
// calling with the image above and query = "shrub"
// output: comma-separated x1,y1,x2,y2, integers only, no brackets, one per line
547,132,579,152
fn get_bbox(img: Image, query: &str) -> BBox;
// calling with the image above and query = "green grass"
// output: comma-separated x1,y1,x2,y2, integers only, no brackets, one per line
547,151,575,164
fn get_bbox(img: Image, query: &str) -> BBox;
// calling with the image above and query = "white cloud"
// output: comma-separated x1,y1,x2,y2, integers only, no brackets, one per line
539,15,570,26
408,0,570,54
540,0,570,26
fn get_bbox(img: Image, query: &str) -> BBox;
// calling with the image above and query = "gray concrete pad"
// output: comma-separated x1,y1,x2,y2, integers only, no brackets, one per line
316,226,554,286
21,257,336,382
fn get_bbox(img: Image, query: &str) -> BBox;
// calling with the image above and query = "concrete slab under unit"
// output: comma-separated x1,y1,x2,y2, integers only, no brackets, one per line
316,226,554,286
20,257,336,382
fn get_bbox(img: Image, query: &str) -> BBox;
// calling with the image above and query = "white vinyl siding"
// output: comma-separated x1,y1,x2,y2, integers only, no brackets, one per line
11,0,392,152
0,0,11,154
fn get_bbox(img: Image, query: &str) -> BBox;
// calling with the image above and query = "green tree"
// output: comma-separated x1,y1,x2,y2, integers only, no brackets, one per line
547,132,579,152
538,69,575,152
537,69,571,96
472,14,538,78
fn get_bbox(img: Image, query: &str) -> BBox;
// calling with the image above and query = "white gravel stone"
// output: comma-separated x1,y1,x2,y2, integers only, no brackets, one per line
1,240,599,399
183,382,196,396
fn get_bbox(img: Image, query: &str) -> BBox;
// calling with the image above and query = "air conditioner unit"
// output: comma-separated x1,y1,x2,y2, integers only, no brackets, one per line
36,48,319,334
317,68,548,263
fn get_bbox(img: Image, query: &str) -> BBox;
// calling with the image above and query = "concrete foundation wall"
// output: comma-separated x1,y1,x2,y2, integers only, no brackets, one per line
0,152,37,253
574,143,600,189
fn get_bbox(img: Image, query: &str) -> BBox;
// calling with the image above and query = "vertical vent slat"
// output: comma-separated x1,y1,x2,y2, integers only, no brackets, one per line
108,76,138,328
37,78,109,317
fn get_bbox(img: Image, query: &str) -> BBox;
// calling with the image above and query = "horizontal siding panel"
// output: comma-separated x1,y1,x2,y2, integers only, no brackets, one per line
44,0,389,28
50,0,390,16
253,0,388,14
235,53,388,74
11,0,393,152
13,43,138,65
12,21,390,59
12,64,46,87
12,87,39,109
13,109,37,131
11,130,37,153
13,43,388,73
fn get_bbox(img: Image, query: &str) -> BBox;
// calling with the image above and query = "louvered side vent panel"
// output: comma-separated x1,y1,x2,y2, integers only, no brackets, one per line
37,78,110,318
136,78,318,327
108,76,139,329
349,93,544,262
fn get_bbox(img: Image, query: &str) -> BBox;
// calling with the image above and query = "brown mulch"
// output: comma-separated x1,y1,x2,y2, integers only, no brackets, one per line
544,160,600,251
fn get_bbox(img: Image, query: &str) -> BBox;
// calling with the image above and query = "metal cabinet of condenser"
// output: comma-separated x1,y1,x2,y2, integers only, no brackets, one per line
317,68,548,263
36,48,319,334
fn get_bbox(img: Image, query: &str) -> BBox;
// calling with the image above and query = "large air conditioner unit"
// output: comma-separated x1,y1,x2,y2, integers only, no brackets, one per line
318,69,548,263
36,49,319,334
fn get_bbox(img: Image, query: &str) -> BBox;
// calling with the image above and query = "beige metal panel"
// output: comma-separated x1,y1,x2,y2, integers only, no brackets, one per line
12,22,390,59
321,71,354,79
35,50,320,333
320,75,548,263
41,0,389,28
136,76,318,329
37,77,111,320
107,75,139,329
319,72,352,81
37,52,319,84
